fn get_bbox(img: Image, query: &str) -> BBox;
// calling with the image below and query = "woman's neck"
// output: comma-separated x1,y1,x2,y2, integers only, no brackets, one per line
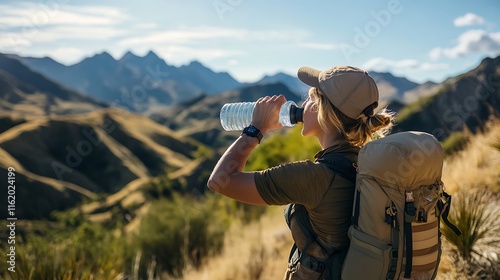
317,129,346,149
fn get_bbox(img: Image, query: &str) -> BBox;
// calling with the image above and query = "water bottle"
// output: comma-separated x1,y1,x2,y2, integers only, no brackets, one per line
220,100,304,131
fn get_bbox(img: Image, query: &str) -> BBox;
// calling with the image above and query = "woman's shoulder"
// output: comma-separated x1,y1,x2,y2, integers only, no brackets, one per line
266,159,334,178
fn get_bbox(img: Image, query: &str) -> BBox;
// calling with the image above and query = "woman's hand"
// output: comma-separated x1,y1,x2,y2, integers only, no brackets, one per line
251,94,287,134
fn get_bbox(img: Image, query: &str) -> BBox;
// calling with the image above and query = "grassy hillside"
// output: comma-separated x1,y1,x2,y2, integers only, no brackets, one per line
0,108,205,219
0,54,107,116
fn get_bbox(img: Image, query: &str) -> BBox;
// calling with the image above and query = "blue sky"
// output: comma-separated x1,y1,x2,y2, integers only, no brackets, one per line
0,0,499,84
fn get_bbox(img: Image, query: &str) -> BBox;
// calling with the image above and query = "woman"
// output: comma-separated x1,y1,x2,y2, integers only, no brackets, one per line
207,65,394,279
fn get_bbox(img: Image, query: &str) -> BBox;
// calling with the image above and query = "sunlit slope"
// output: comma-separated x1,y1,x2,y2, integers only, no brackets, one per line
0,108,204,219
395,56,500,141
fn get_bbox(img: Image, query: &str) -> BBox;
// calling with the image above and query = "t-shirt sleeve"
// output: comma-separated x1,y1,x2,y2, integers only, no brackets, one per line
254,160,334,207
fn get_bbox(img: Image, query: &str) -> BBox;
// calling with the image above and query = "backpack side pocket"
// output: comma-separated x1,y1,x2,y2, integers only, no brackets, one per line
341,226,391,280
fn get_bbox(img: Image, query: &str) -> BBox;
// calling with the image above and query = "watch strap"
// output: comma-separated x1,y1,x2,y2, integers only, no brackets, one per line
241,125,263,143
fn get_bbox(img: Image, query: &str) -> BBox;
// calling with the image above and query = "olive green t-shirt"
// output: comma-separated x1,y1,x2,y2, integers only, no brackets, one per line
254,143,359,249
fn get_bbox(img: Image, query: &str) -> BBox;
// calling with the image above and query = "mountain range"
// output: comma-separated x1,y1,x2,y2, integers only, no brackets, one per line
0,54,107,116
394,56,500,140
10,51,240,112
9,51,424,111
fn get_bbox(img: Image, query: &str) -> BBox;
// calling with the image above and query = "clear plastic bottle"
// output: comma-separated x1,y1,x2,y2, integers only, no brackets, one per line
220,100,303,131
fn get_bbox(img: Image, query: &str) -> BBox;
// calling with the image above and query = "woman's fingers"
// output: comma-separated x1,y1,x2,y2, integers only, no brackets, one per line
251,94,288,133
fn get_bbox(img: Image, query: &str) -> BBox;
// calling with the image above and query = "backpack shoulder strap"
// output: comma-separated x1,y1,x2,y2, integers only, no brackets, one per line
285,154,357,259
315,154,356,184
284,154,358,279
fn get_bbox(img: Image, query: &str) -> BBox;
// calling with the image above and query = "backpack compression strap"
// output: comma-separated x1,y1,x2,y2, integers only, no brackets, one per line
437,192,462,236
404,191,417,278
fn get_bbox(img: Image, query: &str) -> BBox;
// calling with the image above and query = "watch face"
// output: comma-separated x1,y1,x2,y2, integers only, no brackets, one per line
242,125,262,142
247,126,258,134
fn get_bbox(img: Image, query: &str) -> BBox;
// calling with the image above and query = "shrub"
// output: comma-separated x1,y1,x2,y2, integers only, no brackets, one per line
132,194,232,278
491,136,500,152
442,131,469,155
2,222,128,280
246,125,320,171
442,188,500,279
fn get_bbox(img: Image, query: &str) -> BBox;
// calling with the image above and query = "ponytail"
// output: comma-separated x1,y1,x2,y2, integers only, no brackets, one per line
348,109,395,146
311,87,395,147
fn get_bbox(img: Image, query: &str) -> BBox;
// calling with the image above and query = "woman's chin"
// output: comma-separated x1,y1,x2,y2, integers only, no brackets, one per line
301,127,311,137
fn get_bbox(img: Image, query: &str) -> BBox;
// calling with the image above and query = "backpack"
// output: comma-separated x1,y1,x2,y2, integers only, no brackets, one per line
285,131,461,280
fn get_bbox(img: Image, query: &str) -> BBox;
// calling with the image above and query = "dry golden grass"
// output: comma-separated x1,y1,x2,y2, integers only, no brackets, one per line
184,121,500,280
182,206,291,280
438,120,500,279
441,120,500,194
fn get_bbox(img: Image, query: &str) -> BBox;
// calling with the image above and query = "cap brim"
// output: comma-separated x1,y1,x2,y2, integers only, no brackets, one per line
297,66,321,88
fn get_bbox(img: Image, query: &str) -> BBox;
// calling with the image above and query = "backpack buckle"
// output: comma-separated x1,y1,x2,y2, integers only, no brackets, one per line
417,209,427,223
405,191,414,202
405,191,416,222
385,205,398,228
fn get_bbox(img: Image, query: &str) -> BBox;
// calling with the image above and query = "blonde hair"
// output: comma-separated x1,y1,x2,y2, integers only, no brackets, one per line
310,87,394,147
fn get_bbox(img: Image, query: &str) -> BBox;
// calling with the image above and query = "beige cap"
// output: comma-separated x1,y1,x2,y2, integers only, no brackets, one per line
297,65,379,119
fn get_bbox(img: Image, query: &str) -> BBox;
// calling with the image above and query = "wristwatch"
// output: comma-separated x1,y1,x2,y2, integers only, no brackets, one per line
241,125,263,143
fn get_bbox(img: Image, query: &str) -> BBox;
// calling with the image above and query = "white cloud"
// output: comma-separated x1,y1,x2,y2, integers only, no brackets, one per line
0,3,128,27
0,25,128,53
118,27,245,46
117,26,305,47
39,26,128,41
362,57,449,72
453,13,486,27
228,59,239,66
429,29,500,59
0,2,137,53
115,27,248,64
116,26,307,64
148,45,246,64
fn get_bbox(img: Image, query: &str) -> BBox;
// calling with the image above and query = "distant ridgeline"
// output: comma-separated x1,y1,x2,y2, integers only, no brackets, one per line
9,51,241,111
393,56,500,141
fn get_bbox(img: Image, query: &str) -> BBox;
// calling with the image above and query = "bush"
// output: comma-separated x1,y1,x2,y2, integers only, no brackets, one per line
1,222,129,280
246,125,320,171
0,193,240,280
442,131,469,155
442,188,500,279
132,194,232,278
142,173,176,199
491,136,500,152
